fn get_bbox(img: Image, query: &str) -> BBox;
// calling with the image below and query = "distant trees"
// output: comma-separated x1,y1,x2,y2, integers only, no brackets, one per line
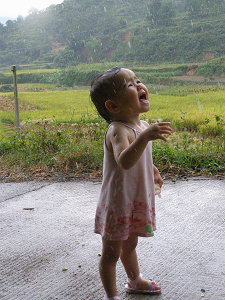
0,0,225,67
147,0,176,27
184,0,225,18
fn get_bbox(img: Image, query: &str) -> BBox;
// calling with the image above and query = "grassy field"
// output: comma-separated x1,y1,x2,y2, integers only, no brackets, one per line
0,90,92,125
0,80,224,181
1,69,59,76
1,88,224,130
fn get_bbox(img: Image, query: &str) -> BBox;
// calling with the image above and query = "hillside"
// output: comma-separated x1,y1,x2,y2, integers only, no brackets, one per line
1,0,225,67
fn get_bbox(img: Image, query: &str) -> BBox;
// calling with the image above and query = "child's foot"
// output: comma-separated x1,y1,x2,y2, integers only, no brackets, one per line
136,277,161,291
125,273,161,294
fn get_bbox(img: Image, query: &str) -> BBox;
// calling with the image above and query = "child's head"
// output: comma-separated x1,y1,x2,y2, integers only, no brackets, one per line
90,66,121,123
90,66,149,123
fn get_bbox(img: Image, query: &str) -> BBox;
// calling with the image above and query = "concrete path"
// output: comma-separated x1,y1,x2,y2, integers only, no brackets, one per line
0,179,225,300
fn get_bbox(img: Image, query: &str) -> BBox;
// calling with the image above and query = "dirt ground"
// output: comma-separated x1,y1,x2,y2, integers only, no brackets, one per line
175,75,225,83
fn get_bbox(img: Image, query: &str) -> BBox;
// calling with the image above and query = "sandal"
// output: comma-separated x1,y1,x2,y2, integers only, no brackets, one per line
125,273,161,295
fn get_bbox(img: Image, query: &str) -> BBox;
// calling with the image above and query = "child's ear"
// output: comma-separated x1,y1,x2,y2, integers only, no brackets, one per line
105,100,120,113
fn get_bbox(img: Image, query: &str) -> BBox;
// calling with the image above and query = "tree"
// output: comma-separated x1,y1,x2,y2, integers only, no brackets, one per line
86,37,104,62
159,2,176,26
147,0,175,27
53,48,75,68
147,0,162,26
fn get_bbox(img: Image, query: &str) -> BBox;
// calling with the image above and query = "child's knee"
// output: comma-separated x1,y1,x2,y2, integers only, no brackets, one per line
101,240,122,262
121,236,138,253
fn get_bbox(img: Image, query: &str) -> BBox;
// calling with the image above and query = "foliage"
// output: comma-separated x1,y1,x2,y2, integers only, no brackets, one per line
1,0,225,67
0,119,107,177
2,57,224,88
0,71,60,84
0,78,224,178
147,0,176,27
57,68,101,86
196,57,225,79
0,84,13,92
0,115,224,179
1,86,224,132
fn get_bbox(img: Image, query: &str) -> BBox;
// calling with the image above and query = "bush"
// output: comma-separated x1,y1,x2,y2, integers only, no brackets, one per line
0,84,13,92
0,75,13,84
196,57,225,79
57,68,101,87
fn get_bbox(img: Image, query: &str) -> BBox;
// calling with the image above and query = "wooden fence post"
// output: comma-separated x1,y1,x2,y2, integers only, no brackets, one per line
12,65,21,138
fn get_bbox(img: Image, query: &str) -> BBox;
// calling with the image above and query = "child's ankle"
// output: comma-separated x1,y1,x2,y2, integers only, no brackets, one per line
127,273,142,289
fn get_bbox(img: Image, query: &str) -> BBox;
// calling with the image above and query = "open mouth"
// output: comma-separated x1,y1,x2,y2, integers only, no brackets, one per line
139,92,149,105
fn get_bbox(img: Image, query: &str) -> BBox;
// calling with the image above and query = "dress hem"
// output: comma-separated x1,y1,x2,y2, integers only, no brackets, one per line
94,230,155,241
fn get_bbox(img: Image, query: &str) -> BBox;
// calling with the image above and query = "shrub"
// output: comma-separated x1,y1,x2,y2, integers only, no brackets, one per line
0,85,13,92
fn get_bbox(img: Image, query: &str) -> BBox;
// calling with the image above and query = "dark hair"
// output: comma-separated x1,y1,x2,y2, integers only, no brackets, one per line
90,66,121,123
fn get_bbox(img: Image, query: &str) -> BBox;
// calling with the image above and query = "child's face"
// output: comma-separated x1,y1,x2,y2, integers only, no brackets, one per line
110,68,150,117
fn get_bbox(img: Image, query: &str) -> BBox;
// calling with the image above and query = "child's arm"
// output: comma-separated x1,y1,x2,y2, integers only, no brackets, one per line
109,122,172,170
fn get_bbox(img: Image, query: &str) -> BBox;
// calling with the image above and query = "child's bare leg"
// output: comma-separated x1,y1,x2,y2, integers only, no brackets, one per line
99,239,122,298
120,236,140,280
120,236,161,291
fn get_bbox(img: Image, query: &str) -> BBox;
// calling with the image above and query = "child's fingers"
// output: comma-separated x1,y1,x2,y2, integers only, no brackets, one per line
159,129,172,141
162,129,172,135
159,125,173,130
147,123,172,141
157,122,172,127
158,134,168,142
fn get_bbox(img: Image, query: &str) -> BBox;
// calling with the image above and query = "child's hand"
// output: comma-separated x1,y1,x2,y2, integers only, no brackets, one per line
155,183,161,198
154,165,163,198
154,165,163,187
145,122,172,142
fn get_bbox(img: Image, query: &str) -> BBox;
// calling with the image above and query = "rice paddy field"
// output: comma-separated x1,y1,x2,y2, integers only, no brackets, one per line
1,88,224,131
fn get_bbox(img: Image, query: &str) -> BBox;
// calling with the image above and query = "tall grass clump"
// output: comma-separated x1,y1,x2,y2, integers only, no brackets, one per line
0,114,224,180
152,113,224,176
0,117,107,179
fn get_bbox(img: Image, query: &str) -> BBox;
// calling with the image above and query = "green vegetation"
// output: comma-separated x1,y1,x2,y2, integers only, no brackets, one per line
0,90,92,123
196,57,225,80
0,114,224,181
0,84,13,92
0,78,224,180
1,58,225,87
1,88,224,132
1,0,225,180
1,0,225,67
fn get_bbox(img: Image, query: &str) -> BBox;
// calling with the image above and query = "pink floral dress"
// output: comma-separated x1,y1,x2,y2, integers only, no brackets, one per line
94,122,156,240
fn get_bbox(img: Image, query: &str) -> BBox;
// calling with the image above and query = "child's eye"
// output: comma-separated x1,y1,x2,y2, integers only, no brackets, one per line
137,80,141,84
128,83,133,87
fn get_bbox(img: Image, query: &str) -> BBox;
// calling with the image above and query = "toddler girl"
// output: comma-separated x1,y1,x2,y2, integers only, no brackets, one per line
90,67,172,300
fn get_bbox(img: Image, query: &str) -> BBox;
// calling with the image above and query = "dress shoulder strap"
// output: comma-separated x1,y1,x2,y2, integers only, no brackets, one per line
104,122,140,152
111,121,140,135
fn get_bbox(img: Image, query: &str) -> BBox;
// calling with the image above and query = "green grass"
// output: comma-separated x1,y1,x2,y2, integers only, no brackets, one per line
0,90,93,126
0,86,224,180
1,69,59,76
0,117,223,181
18,83,58,90
146,90,225,128
1,89,224,127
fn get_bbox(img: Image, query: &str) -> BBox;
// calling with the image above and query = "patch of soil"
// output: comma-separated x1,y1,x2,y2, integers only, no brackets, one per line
0,163,223,183
0,166,103,183
0,95,37,111
175,75,225,83
202,52,215,62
